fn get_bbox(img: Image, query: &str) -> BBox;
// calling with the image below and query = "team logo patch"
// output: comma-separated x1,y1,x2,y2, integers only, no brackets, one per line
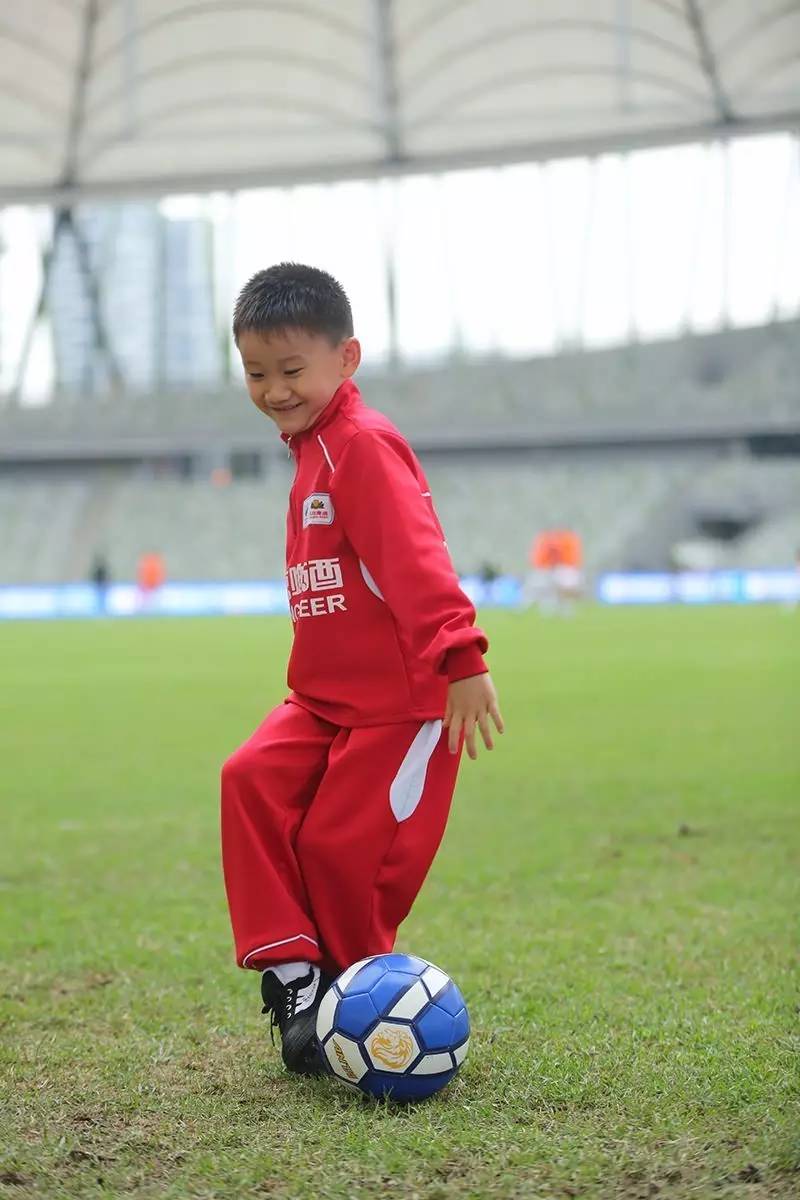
303,492,334,527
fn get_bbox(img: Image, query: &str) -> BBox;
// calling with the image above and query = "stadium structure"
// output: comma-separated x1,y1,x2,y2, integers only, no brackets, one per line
0,1,799,598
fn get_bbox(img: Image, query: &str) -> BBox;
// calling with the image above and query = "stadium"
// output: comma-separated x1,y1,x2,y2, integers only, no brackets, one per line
1,3,798,1198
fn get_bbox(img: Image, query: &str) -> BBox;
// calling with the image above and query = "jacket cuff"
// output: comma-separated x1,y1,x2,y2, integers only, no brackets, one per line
445,643,489,683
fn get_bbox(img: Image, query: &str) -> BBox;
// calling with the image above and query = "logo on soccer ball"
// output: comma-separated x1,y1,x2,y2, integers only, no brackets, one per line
332,1038,357,1080
369,1026,415,1069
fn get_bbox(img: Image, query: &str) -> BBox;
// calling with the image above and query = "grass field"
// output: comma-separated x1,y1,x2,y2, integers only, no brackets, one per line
1,607,798,1200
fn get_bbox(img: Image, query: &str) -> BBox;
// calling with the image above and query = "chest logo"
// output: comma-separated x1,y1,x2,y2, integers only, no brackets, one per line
302,492,334,528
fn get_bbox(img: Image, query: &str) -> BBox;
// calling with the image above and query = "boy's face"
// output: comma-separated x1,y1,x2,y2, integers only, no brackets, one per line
238,327,361,436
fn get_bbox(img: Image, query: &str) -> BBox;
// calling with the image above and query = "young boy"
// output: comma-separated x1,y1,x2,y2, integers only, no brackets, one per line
221,263,503,1076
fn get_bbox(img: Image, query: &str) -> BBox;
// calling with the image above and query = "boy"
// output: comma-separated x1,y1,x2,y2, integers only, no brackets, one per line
221,263,503,1076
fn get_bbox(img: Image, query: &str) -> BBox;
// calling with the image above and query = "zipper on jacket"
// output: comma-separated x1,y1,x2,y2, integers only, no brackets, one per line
286,435,301,548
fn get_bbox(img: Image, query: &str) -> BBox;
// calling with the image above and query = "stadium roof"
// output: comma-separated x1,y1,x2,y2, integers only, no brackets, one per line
1,0,799,205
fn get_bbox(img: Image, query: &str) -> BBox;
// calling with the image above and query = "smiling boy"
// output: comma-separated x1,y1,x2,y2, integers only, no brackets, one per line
220,263,503,1076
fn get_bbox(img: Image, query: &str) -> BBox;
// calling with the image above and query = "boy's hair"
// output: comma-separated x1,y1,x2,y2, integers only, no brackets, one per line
233,262,353,344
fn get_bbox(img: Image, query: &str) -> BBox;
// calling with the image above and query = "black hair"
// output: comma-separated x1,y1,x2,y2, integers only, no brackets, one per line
232,262,353,344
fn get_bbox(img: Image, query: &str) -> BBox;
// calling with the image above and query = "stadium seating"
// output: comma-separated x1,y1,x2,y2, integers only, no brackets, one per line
418,454,695,576
0,478,89,583
689,457,800,517
0,454,703,583
724,511,800,568
1,450,797,585
377,323,800,436
1,317,798,586
89,467,293,582
1,320,798,450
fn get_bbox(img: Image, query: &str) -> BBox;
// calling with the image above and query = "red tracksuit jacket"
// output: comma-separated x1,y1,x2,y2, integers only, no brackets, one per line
282,379,488,726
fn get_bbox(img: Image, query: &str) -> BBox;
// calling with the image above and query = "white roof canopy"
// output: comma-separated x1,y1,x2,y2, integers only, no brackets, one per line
1,0,799,204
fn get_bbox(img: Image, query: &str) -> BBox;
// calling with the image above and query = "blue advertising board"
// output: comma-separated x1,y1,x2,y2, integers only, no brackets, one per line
0,570,797,620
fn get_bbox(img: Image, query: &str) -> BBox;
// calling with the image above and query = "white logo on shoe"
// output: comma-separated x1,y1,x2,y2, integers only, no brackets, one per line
294,966,321,1014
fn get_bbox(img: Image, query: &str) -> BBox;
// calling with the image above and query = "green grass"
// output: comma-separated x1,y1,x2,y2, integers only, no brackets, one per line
0,607,798,1199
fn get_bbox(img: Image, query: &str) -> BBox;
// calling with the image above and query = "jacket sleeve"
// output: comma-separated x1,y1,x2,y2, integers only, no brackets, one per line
332,430,488,681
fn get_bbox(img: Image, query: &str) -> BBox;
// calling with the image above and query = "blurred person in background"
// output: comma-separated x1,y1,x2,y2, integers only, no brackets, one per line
136,550,166,609
522,530,583,615
552,529,584,615
479,560,499,604
522,531,556,612
88,551,110,614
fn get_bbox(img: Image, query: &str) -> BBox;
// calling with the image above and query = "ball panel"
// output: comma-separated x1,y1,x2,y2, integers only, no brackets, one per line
364,969,416,1015
377,953,428,975
315,984,339,1040
411,1050,454,1075
335,991,379,1039
335,955,380,993
436,981,467,1016
415,1003,456,1052
420,964,449,999
341,957,388,995
453,1036,470,1066
364,1021,420,1072
387,978,429,1021
359,1068,457,1102
322,1032,369,1083
451,1006,470,1044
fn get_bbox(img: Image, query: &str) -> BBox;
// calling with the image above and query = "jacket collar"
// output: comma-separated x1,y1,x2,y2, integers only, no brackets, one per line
280,378,361,450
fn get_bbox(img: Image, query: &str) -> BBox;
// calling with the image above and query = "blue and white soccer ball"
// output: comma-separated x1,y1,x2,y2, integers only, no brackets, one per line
316,953,470,1102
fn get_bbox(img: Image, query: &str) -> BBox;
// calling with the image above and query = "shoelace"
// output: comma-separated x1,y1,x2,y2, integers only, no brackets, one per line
264,1006,279,1047
261,974,310,1045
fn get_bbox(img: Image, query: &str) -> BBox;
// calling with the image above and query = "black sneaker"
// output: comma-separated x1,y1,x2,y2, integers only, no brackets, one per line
260,966,330,1076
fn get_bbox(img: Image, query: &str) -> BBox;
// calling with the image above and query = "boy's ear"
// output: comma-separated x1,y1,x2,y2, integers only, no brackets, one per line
340,337,361,378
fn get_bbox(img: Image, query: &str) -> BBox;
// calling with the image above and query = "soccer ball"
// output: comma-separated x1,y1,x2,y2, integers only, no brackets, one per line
316,953,470,1102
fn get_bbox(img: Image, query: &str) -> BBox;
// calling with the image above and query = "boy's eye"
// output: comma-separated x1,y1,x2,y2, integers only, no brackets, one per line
285,368,303,377
247,372,264,380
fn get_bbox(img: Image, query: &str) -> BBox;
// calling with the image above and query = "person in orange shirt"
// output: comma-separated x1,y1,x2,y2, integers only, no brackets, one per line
137,551,166,608
523,530,583,614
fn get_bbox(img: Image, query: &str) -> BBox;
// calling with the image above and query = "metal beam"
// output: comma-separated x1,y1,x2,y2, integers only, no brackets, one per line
370,0,402,161
61,0,100,186
68,208,123,388
2,109,799,206
616,0,633,112
121,0,139,141
11,208,124,398
684,0,734,122
11,213,63,400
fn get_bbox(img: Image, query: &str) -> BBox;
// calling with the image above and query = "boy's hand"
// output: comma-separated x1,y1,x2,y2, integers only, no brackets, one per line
443,672,504,760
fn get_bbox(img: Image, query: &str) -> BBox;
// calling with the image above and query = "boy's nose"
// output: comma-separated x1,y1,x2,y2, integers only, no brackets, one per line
265,384,291,405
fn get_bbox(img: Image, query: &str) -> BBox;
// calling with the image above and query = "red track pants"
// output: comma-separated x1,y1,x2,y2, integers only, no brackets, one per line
220,700,461,975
